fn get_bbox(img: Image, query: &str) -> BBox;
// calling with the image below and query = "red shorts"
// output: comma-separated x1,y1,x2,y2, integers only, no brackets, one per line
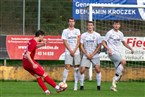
22,58,45,76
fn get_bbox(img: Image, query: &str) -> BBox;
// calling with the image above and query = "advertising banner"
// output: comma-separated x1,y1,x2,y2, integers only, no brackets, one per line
73,0,145,20
6,35,65,60
0,35,144,61
100,37,145,61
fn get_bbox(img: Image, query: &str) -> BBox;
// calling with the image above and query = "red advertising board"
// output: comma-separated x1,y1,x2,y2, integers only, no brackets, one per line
6,35,65,60
5,35,145,61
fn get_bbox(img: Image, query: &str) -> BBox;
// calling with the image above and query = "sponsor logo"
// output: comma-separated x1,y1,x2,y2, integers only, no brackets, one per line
137,0,145,20
127,37,145,50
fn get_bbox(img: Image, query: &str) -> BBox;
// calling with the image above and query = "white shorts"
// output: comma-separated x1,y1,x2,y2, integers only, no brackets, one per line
109,53,122,68
65,54,81,66
81,57,100,68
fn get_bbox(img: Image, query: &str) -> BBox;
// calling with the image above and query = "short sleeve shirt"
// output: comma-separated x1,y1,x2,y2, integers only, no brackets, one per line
81,31,101,58
23,39,37,59
61,28,80,55
104,29,125,54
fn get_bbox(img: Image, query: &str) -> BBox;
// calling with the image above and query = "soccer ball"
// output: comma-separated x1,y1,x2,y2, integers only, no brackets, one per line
59,82,68,89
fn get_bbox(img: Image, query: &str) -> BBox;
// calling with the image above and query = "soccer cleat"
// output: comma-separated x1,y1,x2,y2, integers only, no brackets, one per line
80,86,84,90
74,87,77,91
63,87,67,91
45,92,51,95
45,91,51,95
56,87,67,93
110,86,117,92
56,89,64,93
97,86,101,91
74,86,77,91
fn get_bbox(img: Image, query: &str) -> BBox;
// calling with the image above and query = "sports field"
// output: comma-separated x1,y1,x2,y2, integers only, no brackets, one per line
0,81,144,97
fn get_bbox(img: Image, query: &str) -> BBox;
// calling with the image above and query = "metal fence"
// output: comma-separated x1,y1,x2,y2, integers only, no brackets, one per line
0,0,72,35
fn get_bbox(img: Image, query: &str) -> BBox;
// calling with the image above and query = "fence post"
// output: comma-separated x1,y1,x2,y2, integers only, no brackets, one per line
23,0,25,35
4,59,7,66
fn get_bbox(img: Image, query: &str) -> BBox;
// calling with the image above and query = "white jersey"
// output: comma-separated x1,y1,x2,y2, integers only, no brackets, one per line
104,29,125,54
81,31,101,58
61,28,80,55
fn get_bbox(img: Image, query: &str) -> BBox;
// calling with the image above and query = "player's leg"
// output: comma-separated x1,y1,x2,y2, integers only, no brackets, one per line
34,64,57,88
113,58,125,83
62,54,73,83
109,54,122,91
79,66,85,90
33,62,65,93
42,73,66,93
79,58,91,90
73,54,81,91
62,64,70,83
34,74,51,95
22,59,50,95
115,59,126,82
74,65,79,91
92,58,101,90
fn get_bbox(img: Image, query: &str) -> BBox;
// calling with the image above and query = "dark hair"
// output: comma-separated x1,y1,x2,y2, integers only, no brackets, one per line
113,20,120,24
35,30,45,37
87,21,94,25
68,17,75,22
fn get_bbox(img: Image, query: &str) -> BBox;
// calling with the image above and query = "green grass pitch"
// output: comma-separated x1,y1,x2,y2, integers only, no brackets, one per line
0,81,144,97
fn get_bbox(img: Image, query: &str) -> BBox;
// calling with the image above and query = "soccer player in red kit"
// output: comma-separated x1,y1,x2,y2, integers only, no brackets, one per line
22,30,64,95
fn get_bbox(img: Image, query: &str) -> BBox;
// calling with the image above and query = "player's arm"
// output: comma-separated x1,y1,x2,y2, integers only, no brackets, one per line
122,41,134,54
102,31,113,55
36,40,48,48
73,35,80,53
63,39,75,56
36,43,45,48
102,40,112,56
26,51,38,69
63,39,72,52
61,30,73,55
102,32,110,51
90,43,101,57
102,40,109,51
80,43,91,59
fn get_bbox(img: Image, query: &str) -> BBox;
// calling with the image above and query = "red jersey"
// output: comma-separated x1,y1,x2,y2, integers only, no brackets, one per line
22,39,45,76
23,39,37,60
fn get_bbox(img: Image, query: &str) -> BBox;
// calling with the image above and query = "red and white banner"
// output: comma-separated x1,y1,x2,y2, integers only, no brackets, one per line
100,37,145,61
6,35,65,60
4,36,145,61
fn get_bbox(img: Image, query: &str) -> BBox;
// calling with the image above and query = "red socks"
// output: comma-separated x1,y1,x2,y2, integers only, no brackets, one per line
37,75,57,92
44,76,57,88
37,77,48,92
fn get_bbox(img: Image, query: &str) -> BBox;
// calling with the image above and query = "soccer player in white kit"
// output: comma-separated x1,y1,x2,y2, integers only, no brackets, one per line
80,21,102,90
102,20,134,92
61,17,81,91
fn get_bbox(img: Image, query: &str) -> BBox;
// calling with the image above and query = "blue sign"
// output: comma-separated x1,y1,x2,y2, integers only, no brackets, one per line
73,0,145,20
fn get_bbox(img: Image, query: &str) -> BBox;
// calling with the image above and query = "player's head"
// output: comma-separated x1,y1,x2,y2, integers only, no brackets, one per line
87,21,94,32
68,17,75,27
35,30,45,42
113,20,121,31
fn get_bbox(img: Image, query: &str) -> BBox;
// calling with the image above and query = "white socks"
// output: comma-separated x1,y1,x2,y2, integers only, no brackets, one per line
96,72,101,86
63,68,79,84
74,68,79,84
74,68,79,90
45,90,51,93
114,64,124,81
55,85,60,90
62,69,69,83
79,73,85,86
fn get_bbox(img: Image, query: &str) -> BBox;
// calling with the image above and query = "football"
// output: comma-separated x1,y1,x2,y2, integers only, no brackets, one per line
59,82,68,89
